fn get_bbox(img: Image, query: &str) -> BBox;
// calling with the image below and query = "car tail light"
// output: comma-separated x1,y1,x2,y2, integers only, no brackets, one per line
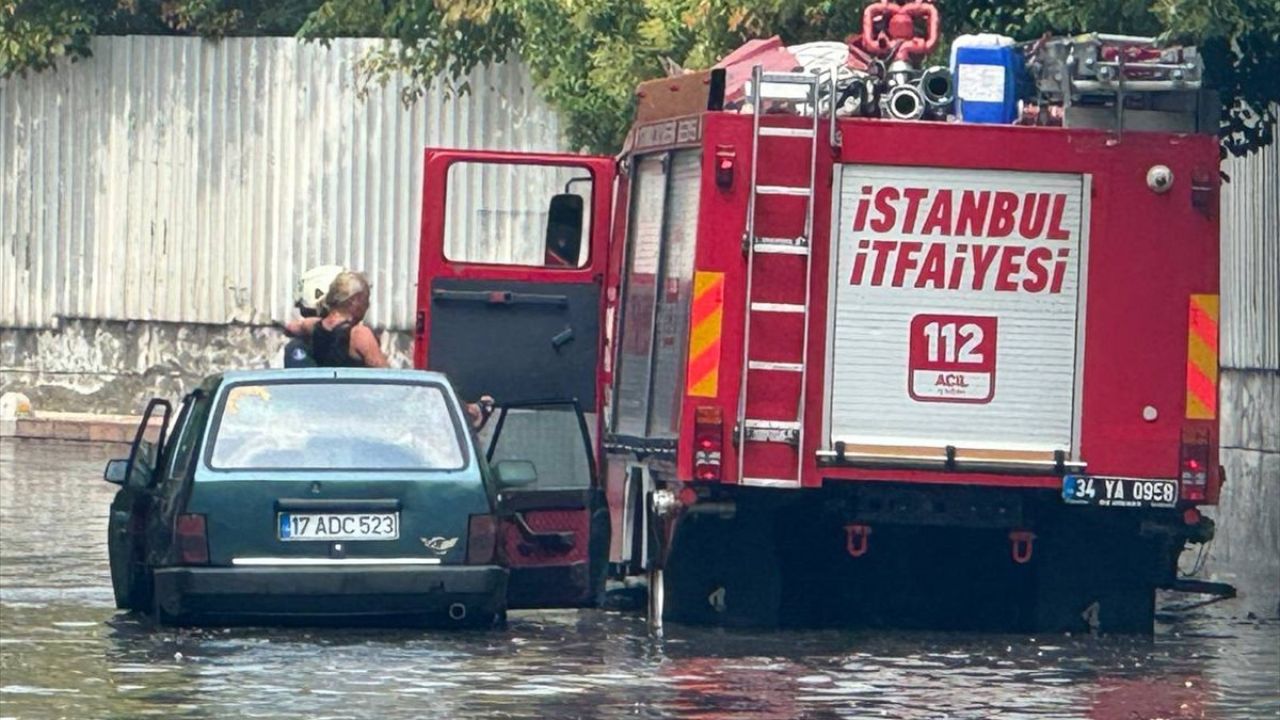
694,406,724,482
1179,433,1211,504
467,514,498,564
176,514,209,565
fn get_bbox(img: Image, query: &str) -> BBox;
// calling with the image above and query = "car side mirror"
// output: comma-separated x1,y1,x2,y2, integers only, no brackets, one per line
543,193,584,267
104,459,128,485
493,460,538,489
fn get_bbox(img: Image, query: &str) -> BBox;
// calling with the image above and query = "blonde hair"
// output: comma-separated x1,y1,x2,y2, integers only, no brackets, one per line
325,271,371,312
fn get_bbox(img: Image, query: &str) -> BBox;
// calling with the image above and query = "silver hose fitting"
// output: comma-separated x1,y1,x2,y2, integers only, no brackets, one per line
920,65,954,108
882,84,925,121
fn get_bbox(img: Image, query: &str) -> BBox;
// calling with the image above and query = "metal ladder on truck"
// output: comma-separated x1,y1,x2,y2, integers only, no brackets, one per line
735,65,824,488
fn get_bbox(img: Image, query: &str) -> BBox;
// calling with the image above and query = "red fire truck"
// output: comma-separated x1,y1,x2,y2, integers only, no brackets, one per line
413,35,1225,633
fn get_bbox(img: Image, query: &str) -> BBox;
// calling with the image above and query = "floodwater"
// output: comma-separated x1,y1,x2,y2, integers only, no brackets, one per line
1,439,1277,720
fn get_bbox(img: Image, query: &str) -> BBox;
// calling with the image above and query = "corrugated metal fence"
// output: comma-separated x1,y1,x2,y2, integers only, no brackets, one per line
0,35,567,332
3,40,1277,359
1221,136,1280,371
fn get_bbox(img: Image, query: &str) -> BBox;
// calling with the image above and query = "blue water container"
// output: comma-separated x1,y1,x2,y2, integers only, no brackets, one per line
950,34,1020,124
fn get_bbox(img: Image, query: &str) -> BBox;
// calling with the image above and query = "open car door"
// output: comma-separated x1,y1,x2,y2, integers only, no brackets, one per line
414,149,616,607
485,401,608,607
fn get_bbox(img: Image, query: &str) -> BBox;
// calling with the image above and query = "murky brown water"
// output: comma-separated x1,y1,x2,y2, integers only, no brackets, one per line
2,438,1277,719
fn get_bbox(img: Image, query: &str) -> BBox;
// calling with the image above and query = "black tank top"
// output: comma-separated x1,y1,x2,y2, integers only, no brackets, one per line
312,321,366,367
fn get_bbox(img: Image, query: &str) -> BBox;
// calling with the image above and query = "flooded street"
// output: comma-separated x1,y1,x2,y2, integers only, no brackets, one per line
2,439,1277,719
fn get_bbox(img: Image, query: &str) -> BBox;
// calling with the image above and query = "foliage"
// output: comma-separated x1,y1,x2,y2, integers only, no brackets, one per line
297,0,1278,155
1,0,325,77
3,0,1276,155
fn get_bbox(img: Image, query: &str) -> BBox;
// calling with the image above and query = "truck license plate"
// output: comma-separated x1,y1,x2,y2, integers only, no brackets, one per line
1062,475,1178,509
278,513,399,541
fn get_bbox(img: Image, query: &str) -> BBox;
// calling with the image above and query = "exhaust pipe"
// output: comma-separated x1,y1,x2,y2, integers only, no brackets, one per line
448,603,467,621
919,65,954,117
882,85,925,121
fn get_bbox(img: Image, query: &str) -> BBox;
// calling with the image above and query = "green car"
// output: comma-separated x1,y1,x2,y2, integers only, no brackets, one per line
105,368,524,627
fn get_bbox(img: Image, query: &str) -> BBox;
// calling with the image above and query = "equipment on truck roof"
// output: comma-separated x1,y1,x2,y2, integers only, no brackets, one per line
1024,33,1216,132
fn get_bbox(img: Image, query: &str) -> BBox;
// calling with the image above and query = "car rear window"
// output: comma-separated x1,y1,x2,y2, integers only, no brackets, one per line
207,381,465,471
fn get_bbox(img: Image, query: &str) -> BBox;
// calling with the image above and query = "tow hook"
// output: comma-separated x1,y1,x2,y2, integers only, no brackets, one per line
844,523,872,558
1009,530,1036,564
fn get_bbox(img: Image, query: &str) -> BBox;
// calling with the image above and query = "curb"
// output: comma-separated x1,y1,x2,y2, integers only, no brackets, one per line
0,412,150,445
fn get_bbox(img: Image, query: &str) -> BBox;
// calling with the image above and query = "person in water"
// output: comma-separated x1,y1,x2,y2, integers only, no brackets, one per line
283,271,389,368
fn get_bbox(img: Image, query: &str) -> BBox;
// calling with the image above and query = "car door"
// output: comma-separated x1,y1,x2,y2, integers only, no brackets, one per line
485,400,608,608
106,397,173,610
414,149,619,604
414,149,615,416
143,385,217,568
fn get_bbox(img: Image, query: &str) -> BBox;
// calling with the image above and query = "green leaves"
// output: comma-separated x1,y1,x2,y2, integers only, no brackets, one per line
3,0,1275,154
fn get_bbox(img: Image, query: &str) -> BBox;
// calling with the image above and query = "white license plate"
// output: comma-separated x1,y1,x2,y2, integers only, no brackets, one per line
1062,475,1179,509
277,512,399,541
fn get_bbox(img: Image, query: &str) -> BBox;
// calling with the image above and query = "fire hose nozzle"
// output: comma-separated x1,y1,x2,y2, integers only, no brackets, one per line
919,65,954,118
920,66,954,104
881,84,925,121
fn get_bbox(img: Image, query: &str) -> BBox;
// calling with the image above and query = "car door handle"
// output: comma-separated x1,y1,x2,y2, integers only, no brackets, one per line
511,513,575,552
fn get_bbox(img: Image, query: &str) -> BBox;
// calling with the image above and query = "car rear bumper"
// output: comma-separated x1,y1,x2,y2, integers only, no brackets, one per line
153,564,507,626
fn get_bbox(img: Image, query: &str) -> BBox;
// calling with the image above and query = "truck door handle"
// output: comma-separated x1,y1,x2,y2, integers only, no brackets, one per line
511,513,575,552
433,289,568,307
550,326,574,350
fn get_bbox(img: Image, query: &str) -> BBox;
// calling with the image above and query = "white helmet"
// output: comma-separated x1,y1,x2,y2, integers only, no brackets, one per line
294,264,346,313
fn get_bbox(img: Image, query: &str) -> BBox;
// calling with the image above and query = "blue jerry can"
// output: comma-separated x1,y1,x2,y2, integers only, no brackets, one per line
950,34,1021,124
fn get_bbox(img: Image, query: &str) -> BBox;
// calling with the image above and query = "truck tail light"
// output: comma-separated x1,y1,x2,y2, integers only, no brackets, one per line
176,514,209,565
467,514,498,564
694,406,724,482
1179,434,1211,504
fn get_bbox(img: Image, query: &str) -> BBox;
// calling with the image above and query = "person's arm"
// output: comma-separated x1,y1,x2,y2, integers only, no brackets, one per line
350,325,390,368
282,317,320,337
465,395,495,429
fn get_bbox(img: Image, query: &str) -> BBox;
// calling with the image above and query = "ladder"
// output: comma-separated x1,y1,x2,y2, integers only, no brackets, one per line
735,65,823,488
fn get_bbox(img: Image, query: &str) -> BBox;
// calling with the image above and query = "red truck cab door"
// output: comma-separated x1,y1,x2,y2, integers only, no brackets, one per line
415,149,615,607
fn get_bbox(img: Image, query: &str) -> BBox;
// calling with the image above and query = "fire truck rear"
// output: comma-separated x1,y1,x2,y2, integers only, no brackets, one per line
414,10,1226,633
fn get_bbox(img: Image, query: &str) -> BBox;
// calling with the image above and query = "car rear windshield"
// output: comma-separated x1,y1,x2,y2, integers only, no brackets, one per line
207,381,466,471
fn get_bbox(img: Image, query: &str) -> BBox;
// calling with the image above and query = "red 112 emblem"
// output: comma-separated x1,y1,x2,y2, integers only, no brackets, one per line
908,314,998,404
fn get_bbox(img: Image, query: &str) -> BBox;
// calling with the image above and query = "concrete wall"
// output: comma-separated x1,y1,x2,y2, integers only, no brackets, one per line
1211,370,1280,588
1,319,413,414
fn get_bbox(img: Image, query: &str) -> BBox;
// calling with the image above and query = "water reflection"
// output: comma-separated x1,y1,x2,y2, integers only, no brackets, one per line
2,439,1277,719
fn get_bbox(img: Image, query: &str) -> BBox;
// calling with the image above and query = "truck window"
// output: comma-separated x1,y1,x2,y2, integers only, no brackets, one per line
613,149,702,438
647,150,701,437
443,162,593,267
613,155,667,436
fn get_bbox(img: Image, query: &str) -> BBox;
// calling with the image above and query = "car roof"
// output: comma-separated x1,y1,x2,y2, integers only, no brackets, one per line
212,368,454,385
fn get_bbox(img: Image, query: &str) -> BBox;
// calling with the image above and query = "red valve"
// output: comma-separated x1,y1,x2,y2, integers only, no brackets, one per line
860,1,940,62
